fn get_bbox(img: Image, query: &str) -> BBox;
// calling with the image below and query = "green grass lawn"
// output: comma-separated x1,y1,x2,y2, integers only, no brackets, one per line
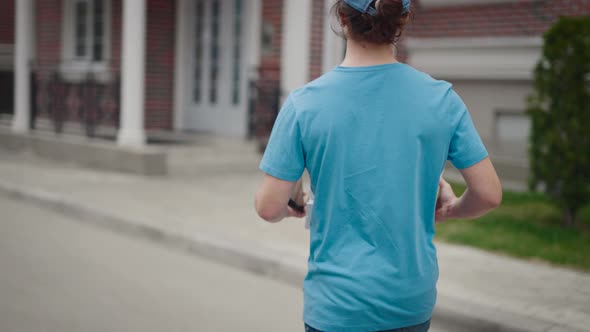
435,183,590,272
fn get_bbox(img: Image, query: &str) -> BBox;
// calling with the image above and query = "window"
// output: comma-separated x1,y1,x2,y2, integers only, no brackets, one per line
70,0,108,62
92,0,105,61
494,109,530,142
74,1,89,58
232,0,243,105
62,0,111,80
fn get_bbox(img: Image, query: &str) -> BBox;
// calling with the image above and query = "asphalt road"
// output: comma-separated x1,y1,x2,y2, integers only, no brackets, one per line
0,195,305,332
0,193,493,332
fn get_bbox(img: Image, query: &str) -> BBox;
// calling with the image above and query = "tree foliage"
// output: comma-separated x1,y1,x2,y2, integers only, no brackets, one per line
527,16,590,226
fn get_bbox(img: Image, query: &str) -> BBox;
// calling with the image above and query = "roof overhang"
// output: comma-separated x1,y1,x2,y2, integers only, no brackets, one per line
406,37,543,81
419,0,519,9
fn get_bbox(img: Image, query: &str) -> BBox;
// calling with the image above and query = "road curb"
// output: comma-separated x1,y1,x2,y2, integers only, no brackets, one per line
0,179,305,286
0,179,581,332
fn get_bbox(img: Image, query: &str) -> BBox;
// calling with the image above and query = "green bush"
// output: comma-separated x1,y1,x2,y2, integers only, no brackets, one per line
527,16,590,226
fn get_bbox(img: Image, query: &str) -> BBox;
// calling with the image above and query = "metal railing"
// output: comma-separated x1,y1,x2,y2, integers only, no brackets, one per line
32,67,120,138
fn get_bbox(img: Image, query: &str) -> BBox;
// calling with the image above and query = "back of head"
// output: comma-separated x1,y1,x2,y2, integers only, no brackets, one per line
335,0,411,45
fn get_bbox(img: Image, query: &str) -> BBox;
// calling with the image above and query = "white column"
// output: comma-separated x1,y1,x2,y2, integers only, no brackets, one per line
172,0,189,131
281,0,312,98
117,0,147,147
12,0,33,134
322,0,346,73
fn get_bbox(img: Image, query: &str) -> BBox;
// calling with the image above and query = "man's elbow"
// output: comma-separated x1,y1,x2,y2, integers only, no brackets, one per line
255,200,282,223
485,190,502,210
257,208,281,223
482,182,503,210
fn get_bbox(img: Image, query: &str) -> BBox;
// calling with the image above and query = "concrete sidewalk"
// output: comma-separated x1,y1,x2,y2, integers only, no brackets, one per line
0,142,589,332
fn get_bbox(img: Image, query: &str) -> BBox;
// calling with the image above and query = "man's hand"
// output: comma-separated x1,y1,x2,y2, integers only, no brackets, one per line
287,205,306,218
437,158,502,222
256,174,307,223
435,177,458,222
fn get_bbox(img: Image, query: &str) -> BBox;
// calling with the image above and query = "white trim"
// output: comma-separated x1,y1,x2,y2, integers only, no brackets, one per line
12,0,33,133
406,37,543,80
0,44,14,71
247,0,262,82
419,0,519,8
60,0,112,82
117,0,146,147
173,0,190,130
281,0,312,97
407,37,542,49
245,0,262,137
219,0,232,107
201,1,212,109
58,61,112,82
322,0,345,73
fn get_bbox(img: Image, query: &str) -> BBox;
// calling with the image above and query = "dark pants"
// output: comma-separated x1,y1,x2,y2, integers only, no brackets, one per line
304,319,431,332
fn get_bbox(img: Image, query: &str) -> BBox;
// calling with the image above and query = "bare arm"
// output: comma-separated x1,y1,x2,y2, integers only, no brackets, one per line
436,157,502,222
255,174,305,223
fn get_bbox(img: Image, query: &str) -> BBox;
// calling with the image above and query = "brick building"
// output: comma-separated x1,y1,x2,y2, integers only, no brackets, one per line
2,0,589,154
0,0,15,115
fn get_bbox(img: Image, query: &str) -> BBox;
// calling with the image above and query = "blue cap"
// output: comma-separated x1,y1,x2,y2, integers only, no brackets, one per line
344,0,411,15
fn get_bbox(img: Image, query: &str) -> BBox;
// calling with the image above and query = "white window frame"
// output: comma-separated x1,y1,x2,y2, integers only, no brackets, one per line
60,0,112,82
493,109,531,143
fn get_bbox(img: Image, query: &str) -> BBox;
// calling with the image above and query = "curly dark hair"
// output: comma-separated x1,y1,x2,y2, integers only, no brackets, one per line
334,0,411,45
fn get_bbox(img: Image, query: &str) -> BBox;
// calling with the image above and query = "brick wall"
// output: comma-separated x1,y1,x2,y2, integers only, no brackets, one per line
259,0,283,83
0,0,14,115
36,0,62,71
34,0,63,123
144,0,175,130
34,0,121,125
33,0,175,131
407,0,590,38
309,0,325,81
0,0,14,45
111,0,122,70
396,36,409,63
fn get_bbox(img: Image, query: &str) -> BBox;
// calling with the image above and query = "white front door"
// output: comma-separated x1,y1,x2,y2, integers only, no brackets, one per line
185,0,252,137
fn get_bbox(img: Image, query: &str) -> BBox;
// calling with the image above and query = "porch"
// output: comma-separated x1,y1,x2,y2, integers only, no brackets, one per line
5,0,286,174
10,0,281,147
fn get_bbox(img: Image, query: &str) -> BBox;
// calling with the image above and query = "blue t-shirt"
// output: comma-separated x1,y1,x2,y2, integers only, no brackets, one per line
259,63,488,331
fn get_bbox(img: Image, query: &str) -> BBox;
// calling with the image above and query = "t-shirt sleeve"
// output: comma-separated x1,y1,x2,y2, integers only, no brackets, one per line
259,96,305,181
447,94,489,170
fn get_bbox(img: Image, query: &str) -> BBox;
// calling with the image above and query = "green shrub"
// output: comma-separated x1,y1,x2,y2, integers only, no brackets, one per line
527,16,590,226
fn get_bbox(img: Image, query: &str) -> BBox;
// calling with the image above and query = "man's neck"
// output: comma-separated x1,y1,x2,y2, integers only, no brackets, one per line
340,40,398,67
